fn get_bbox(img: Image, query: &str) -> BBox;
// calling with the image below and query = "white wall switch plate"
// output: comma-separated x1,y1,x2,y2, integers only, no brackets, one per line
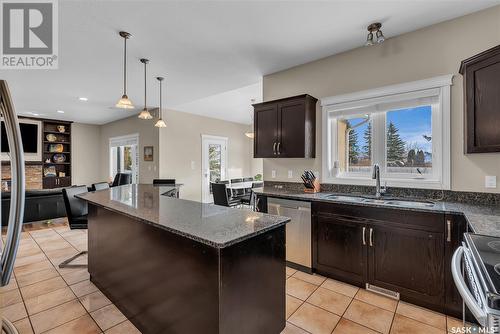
271,170,276,178
485,175,497,188
288,170,293,178
191,161,196,170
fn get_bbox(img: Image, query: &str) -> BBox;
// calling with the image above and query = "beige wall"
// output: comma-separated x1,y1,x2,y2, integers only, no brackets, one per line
263,5,500,193
72,123,101,186
99,115,159,184
159,109,256,201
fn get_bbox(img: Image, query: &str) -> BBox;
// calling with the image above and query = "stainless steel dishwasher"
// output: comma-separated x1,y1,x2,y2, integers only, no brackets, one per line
268,197,311,270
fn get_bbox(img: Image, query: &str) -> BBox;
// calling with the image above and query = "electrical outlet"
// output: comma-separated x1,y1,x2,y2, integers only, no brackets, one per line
288,170,293,178
314,171,320,179
485,176,497,188
271,170,276,178
191,161,196,170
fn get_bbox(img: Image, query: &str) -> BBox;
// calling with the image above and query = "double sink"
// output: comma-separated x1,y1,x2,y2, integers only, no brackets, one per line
325,194,435,208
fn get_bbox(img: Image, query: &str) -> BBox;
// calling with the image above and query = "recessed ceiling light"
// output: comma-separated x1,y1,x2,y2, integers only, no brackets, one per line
32,113,39,116
57,110,65,114
78,97,88,101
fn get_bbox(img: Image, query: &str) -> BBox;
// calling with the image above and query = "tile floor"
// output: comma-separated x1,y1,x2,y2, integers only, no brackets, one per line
1,222,466,334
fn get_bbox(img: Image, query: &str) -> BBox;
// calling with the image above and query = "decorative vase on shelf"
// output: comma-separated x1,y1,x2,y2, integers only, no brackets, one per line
57,125,65,133
49,144,64,153
46,134,57,142
52,154,66,163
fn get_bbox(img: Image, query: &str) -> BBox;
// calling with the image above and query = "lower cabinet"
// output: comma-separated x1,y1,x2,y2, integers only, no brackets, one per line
315,214,367,285
43,176,71,189
312,201,465,316
368,224,444,310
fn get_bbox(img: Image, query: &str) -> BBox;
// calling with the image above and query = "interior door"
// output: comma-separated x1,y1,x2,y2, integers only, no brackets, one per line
277,99,305,157
254,104,278,158
313,214,367,286
201,135,228,203
367,223,444,307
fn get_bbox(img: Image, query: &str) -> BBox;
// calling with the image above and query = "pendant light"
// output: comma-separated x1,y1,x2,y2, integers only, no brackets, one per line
154,77,167,128
116,31,134,109
138,58,153,119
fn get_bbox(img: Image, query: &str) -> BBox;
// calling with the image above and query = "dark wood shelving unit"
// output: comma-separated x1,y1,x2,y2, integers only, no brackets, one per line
42,120,72,189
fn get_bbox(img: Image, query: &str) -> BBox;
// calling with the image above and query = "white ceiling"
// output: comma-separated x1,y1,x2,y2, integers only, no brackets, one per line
2,1,498,125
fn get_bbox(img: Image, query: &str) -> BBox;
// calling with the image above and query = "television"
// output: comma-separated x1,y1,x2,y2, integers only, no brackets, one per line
1,119,42,161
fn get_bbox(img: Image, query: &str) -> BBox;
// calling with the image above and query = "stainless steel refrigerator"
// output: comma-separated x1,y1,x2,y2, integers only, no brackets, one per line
0,80,26,334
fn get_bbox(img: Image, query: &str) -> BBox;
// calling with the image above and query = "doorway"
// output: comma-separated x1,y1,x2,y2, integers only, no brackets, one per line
201,135,228,203
109,134,139,184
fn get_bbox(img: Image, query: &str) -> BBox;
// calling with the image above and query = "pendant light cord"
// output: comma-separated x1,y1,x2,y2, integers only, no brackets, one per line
144,61,147,109
123,37,127,95
159,79,162,119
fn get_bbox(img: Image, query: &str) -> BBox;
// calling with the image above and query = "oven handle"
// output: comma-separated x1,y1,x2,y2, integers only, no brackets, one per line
451,246,487,325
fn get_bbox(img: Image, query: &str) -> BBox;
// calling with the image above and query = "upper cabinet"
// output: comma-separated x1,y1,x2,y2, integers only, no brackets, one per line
460,45,500,153
253,94,317,158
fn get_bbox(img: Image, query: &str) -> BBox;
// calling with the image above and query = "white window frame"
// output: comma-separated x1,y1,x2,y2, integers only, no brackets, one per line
321,75,453,190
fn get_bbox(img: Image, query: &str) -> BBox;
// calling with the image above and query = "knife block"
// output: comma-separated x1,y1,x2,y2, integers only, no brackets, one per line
304,179,321,193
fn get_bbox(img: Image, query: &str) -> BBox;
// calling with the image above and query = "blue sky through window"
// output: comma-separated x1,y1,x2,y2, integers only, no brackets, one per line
349,106,432,154
387,106,432,153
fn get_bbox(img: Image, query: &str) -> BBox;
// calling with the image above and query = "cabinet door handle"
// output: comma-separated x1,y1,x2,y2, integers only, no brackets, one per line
369,228,374,247
277,142,281,155
447,220,452,242
273,142,277,155
362,227,366,245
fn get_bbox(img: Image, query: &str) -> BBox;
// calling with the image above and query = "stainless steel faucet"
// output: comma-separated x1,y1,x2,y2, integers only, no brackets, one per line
372,164,386,198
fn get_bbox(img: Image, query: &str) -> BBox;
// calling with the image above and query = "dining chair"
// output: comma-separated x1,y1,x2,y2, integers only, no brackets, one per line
91,182,110,191
111,173,132,187
60,186,88,268
211,182,241,207
153,179,176,185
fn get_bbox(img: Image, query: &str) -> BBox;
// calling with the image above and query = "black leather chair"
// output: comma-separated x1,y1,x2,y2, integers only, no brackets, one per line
60,186,89,268
111,173,132,187
153,179,176,185
211,182,240,207
91,182,110,191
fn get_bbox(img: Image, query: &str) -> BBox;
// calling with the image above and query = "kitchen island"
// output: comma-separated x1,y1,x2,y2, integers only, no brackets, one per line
77,184,290,334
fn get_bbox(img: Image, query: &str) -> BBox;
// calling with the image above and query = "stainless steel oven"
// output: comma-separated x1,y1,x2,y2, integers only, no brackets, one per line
452,233,500,333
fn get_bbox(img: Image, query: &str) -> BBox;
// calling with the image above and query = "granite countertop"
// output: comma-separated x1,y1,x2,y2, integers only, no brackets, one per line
77,184,290,248
254,187,500,237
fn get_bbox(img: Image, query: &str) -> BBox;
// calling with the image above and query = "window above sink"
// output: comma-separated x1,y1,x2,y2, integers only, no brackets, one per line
321,75,453,190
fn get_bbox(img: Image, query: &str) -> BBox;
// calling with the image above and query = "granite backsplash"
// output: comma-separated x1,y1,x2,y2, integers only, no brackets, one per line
263,181,500,206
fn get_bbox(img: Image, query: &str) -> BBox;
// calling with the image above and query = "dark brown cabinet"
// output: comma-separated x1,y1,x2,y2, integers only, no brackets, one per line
314,214,366,285
444,214,467,318
42,119,72,189
312,202,463,314
367,224,444,309
253,94,317,158
460,45,500,153
42,176,71,189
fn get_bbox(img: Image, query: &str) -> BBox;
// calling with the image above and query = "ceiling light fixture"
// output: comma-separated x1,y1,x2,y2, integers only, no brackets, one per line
78,97,88,101
138,58,153,120
154,77,166,128
365,22,385,46
57,110,65,114
116,31,134,109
